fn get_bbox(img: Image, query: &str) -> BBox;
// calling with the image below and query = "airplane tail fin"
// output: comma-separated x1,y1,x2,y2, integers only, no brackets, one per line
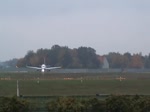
44,58,46,65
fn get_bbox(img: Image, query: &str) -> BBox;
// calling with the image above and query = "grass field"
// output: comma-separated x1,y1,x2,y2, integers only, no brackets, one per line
0,72,150,96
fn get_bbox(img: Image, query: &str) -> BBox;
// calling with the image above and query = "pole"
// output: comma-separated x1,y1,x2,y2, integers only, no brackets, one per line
17,80,19,97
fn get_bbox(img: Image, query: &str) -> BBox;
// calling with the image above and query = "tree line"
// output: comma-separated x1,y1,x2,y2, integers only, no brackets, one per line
47,95,150,112
14,45,150,69
16,45,100,68
1,95,150,112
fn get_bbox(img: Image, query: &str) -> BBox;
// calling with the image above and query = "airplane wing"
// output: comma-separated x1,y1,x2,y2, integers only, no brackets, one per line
45,67,61,70
26,66,42,70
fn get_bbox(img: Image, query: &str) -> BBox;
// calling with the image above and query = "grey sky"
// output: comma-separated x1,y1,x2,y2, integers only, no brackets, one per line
0,0,150,61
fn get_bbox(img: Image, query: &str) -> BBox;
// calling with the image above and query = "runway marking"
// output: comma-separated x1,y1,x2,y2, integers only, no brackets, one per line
116,76,126,81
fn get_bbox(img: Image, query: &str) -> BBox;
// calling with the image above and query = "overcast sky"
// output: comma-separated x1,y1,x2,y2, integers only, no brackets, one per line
0,0,150,61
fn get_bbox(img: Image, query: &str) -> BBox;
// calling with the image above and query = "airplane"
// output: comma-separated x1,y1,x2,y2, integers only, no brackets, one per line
26,58,61,73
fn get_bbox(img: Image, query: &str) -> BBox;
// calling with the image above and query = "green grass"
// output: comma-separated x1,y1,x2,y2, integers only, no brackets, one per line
1,79,150,96
0,80,17,96
0,72,150,96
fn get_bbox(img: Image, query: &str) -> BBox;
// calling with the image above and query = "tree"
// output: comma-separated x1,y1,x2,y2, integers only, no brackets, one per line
144,54,150,68
130,54,144,68
0,96,29,112
47,97,83,112
70,49,82,68
107,52,123,68
88,98,106,112
59,48,72,68
24,50,35,65
16,58,26,67
106,95,133,112
77,47,100,68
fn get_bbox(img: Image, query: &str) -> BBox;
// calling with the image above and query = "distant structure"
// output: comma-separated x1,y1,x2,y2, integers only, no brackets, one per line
98,56,109,69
